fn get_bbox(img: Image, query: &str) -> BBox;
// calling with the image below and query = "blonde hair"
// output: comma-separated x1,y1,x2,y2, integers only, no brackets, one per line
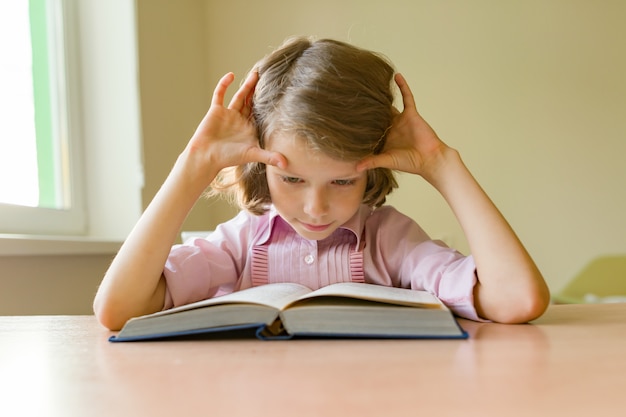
211,36,398,214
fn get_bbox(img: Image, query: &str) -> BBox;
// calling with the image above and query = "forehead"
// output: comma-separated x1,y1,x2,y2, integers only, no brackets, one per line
265,132,310,151
266,133,361,177
266,132,331,161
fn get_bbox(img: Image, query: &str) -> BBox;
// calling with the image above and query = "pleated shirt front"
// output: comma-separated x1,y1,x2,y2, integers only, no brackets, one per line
163,204,482,321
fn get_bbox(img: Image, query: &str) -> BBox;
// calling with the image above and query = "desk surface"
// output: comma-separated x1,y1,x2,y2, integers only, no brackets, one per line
1,303,625,417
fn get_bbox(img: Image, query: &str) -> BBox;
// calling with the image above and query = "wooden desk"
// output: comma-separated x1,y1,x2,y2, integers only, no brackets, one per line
1,304,625,417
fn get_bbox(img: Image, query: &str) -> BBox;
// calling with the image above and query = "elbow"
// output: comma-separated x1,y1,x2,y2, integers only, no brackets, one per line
93,275,166,331
93,298,125,331
476,275,551,324
494,290,551,324
93,291,131,331
517,273,552,323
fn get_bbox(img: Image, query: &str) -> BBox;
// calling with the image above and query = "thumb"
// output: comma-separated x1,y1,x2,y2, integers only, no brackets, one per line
266,151,287,169
356,154,395,172
247,148,286,169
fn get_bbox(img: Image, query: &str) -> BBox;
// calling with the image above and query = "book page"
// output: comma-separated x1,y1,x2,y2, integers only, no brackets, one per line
148,283,313,318
293,282,444,309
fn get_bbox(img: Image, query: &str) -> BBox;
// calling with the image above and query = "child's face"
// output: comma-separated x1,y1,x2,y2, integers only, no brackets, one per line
265,134,368,241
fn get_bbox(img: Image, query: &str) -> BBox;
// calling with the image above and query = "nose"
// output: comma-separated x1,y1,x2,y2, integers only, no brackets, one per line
303,187,330,219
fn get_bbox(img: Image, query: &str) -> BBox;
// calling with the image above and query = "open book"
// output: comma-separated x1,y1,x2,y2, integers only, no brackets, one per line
109,282,468,342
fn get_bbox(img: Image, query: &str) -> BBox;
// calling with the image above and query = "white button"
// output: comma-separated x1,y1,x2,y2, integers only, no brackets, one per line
304,254,315,264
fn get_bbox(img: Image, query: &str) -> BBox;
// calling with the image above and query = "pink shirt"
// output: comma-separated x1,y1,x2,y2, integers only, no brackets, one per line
163,205,482,321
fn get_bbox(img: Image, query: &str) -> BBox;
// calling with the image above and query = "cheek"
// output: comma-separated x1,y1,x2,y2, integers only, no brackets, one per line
348,181,368,203
265,173,278,196
266,177,291,204
332,185,367,211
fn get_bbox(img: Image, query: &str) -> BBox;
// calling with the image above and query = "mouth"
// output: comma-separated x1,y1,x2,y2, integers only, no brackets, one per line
300,221,332,232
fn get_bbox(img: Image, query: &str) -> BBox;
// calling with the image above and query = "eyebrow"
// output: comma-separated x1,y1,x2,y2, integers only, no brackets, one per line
271,166,361,180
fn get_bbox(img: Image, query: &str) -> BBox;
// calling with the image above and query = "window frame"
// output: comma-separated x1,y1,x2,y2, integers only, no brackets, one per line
0,0,144,251
0,0,86,235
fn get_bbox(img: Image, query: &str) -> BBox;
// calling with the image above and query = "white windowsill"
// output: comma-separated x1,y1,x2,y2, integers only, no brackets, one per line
0,234,122,256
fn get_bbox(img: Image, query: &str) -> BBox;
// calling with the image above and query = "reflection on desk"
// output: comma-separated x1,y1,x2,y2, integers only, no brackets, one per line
1,303,625,417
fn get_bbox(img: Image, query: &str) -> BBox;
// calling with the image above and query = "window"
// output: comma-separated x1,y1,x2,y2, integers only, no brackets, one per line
0,0,85,235
0,0,143,249
0,2,38,207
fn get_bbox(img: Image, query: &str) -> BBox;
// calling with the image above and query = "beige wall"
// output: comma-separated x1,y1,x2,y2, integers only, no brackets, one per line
140,0,625,293
136,0,215,229
140,0,624,292
5,0,623,315
0,254,113,315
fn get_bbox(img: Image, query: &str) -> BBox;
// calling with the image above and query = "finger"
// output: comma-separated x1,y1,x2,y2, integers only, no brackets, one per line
356,154,395,172
266,151,287,169
241,74,257,119
229,71,259,113
211,73,235,107
395,73,417,112
245,148,287,169
356,157,373,172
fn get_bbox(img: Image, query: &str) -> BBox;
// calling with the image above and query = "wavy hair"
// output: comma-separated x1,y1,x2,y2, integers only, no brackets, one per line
211,36,398,214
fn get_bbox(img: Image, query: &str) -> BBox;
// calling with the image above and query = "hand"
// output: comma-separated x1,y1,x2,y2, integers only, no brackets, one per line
357,73,449,182
184,71,286,179
360,76,550,324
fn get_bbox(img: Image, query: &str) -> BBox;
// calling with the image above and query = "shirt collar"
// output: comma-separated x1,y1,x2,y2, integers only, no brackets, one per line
338,204,372,249
255,206,281,246
256,205,372,248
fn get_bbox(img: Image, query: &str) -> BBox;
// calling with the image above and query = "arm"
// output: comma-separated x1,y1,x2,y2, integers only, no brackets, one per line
93,72,286,330
358,73,550,323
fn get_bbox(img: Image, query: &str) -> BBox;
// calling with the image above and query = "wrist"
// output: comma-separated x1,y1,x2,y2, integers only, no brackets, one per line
170,147,221,197
421,146,464,188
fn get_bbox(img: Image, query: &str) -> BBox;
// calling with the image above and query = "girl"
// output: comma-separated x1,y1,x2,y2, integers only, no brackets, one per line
94,37,550,331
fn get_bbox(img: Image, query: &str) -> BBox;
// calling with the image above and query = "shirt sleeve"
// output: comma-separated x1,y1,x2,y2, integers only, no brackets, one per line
162,210,256,309
365,206,486,322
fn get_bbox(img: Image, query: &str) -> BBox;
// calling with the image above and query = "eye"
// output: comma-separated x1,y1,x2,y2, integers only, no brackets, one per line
332,179,356,186
280,176,303,184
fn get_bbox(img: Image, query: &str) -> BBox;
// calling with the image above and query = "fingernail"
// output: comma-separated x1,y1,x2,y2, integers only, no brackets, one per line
269,158,283,169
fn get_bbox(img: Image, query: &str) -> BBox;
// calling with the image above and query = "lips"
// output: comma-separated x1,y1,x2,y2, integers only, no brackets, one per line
301,222,332,232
